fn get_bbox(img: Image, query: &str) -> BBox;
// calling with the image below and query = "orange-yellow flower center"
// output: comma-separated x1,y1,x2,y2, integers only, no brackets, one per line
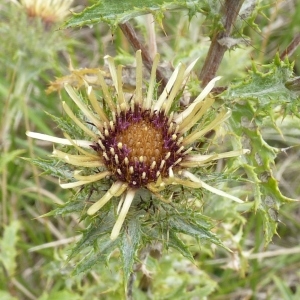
116,119,165,165
93,105,186,188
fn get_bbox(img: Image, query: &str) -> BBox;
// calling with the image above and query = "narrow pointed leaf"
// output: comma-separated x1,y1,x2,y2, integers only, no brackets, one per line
169,215,230,251
69,211,115,260
119,218,142,288
73,239,118,275
167,231,194,262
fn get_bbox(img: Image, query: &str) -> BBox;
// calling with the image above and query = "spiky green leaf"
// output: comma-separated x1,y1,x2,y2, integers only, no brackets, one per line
167,231,194,262
45,111,87,140
73,238,118,275
120,217,142,288
226,56,300,118
63,0,208,30
169,214,230,251
29,157,73,179
69,211,115,260
223,57,299,245
42,200,86,217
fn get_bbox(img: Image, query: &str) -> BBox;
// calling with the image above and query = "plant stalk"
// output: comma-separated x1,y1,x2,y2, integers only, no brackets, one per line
199,0,245,87
119,22,168,89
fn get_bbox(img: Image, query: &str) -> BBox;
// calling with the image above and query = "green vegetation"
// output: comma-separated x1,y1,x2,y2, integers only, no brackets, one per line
1,0,300,299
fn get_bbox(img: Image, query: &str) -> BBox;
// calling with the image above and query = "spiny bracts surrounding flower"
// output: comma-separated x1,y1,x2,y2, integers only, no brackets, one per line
27,50,248,240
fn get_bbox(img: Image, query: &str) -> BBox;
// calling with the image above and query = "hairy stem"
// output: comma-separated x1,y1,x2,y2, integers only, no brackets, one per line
119,22,168,89
199,0,245,87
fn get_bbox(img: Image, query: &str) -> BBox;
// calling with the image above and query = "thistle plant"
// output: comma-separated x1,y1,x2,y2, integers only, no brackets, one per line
8,0,299,298
26,49,250,290
27,50,248,243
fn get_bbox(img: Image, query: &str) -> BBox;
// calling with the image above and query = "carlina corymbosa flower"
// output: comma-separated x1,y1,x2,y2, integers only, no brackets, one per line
20,0,73,24
27,50,248,240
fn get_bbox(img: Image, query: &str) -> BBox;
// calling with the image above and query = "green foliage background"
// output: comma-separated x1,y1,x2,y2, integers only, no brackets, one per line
1,0,300,299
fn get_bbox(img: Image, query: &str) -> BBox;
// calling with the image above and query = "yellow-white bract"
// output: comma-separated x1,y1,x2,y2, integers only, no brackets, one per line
27,50,248,240
20,0,73,23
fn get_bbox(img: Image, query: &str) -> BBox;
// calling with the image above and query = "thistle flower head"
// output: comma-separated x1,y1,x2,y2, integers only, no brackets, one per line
27,51,247,240
20,0,73,24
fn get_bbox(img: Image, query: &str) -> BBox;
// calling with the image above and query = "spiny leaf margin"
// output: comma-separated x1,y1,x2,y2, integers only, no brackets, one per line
222,56,299,245
63,0,207,31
